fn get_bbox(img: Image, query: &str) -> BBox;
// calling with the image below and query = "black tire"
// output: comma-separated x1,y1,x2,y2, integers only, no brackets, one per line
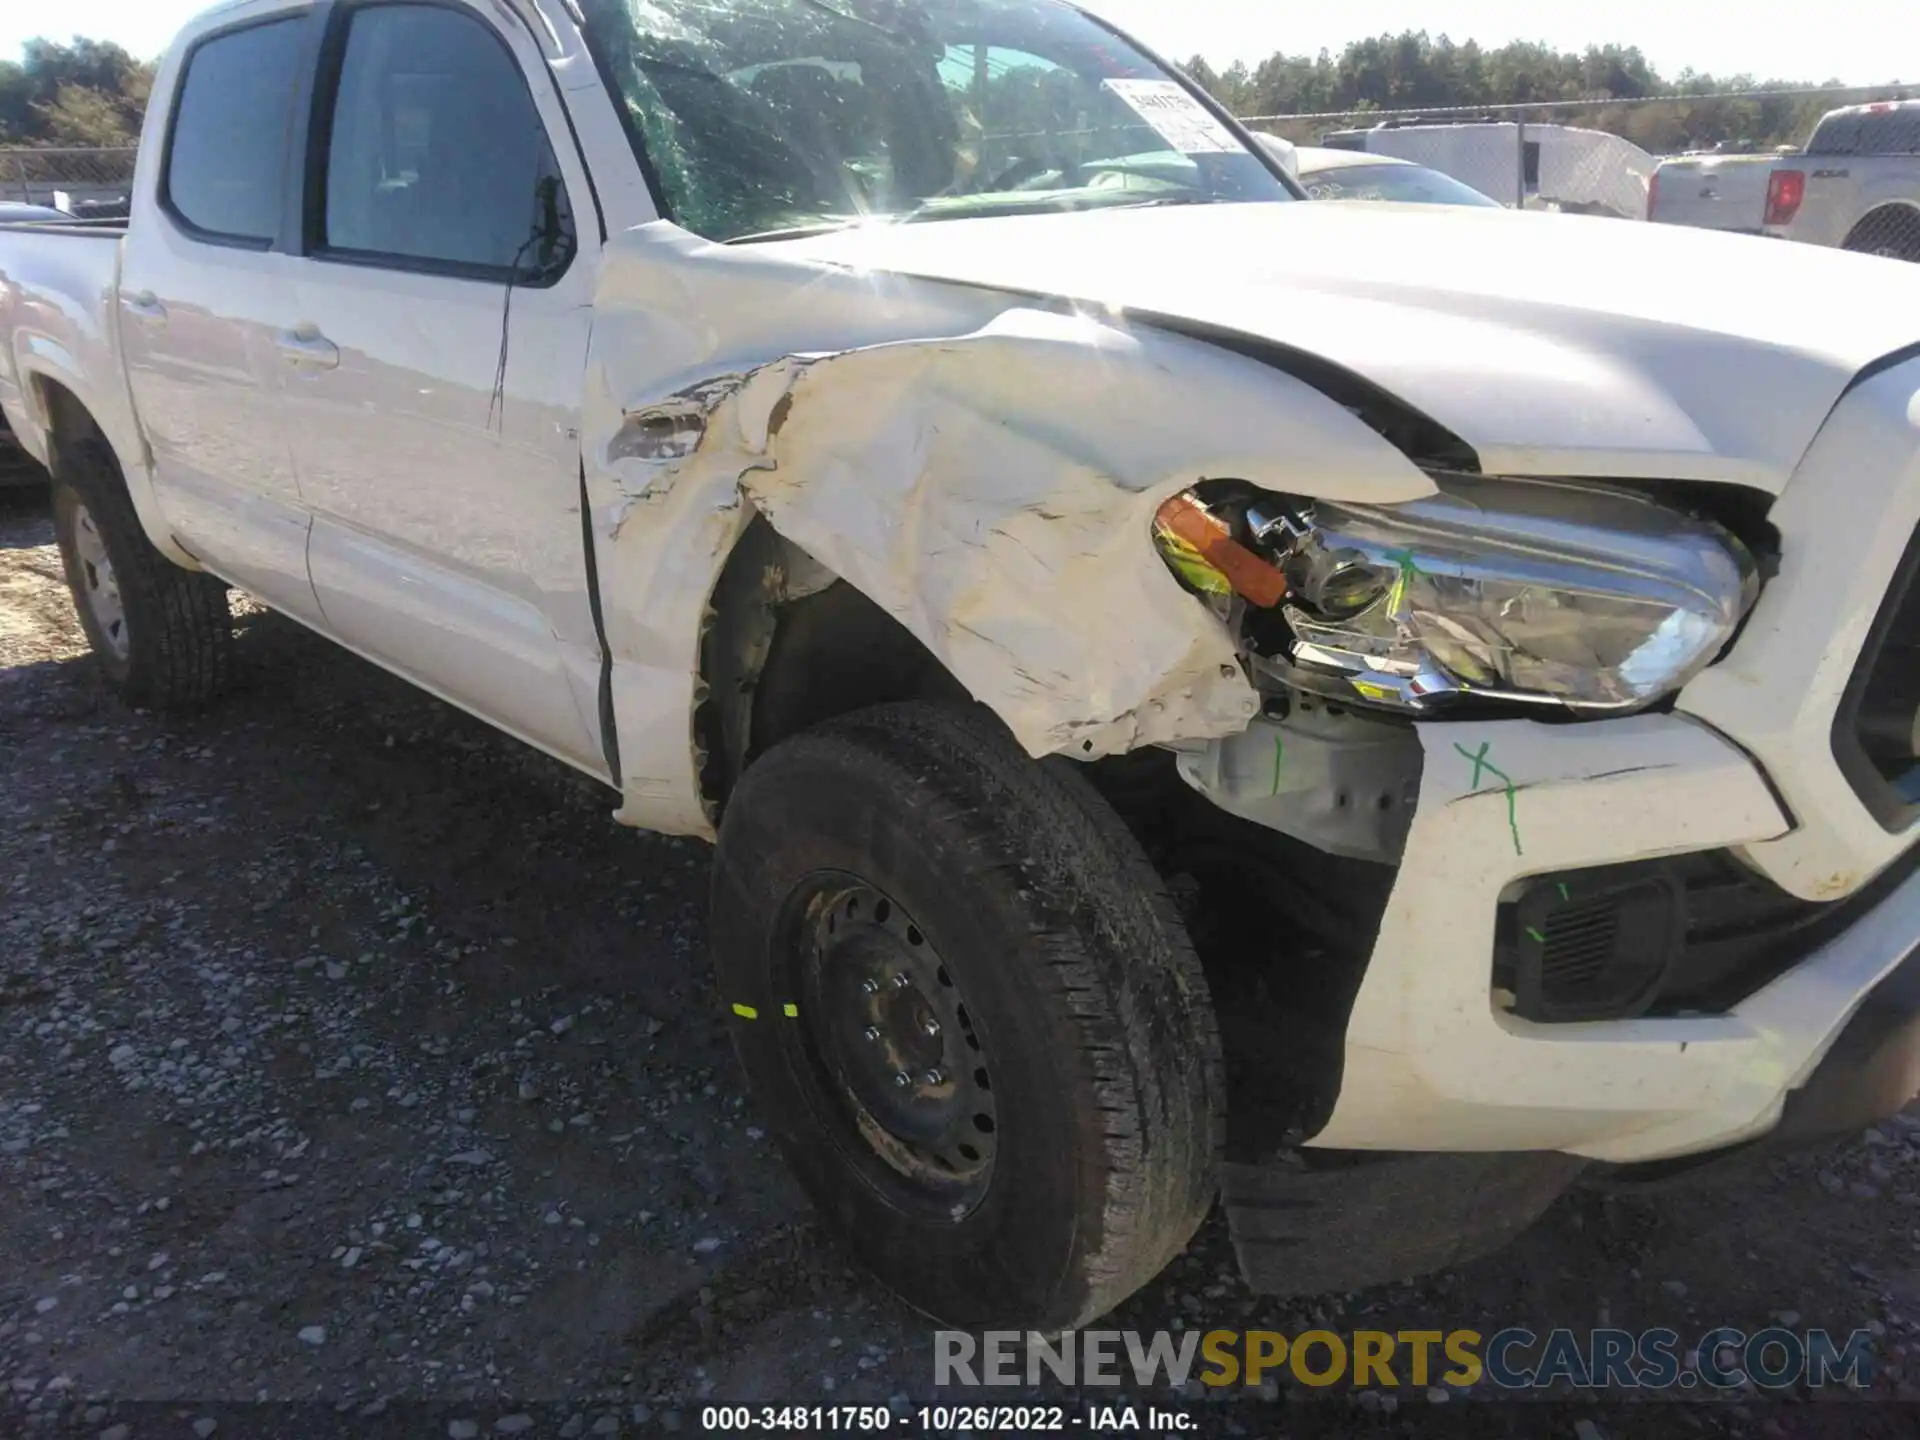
1842,207,1920,263
712,701,1223,1329
50,435,232,709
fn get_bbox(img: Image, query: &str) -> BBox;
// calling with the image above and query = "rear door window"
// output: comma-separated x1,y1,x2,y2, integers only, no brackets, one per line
164,19,307,245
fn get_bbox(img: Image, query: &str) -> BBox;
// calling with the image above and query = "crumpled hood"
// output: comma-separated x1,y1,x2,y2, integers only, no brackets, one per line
762,202,1920,491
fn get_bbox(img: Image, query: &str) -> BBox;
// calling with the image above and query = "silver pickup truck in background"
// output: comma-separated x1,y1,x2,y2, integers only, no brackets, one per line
1653,99,1920,259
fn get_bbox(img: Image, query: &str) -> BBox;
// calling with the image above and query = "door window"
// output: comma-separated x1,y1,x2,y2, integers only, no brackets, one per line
320,4,575,281
163,18,307,246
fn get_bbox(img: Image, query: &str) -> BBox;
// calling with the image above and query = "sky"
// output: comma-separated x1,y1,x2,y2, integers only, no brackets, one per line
1,0,1907,87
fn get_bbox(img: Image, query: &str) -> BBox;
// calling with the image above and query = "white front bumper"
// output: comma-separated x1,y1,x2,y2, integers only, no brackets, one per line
1311,353,1920,1165
1310,711,1920,1163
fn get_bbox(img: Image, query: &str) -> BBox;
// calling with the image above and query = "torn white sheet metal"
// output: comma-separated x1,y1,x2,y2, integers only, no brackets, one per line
578,223,1437,837
1299,711,1892,1164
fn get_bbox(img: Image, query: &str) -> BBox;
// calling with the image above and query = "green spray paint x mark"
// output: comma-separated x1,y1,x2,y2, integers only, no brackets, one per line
1382,546,1425,612
1455,740,1524,857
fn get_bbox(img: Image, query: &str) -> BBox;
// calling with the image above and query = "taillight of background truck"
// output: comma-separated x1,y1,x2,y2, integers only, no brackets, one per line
1765,169,1807,226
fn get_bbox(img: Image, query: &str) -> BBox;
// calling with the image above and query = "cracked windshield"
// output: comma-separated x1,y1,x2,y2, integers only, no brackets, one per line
578,0,1295,241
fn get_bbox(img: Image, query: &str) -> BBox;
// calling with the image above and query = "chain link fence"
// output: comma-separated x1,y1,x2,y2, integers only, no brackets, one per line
1237,85,1912,221
1844,204,1920,260
0,147,139,210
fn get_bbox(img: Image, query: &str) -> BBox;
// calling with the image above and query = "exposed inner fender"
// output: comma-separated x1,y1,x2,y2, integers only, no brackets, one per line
582,286,1436,836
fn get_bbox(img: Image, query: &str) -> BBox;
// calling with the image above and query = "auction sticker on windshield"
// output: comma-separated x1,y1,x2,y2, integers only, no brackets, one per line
1101,79,1242,154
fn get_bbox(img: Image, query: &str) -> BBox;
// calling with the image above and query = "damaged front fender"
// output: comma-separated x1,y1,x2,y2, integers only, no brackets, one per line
579,224,1437,834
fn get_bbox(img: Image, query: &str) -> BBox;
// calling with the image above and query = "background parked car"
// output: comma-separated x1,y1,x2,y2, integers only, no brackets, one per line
1256,136,1502,206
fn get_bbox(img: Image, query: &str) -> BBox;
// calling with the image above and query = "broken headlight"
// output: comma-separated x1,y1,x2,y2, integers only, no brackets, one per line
1161,474,1759,715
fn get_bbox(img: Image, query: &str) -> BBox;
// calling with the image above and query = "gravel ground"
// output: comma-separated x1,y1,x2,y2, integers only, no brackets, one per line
2,482,1918,1437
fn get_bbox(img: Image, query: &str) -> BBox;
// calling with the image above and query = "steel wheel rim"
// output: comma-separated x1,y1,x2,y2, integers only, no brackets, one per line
781,874,998,1217
71,502,129,662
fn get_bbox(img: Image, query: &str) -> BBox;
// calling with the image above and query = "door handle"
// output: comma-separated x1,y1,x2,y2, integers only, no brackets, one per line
124,291,168,325
275,326,340,372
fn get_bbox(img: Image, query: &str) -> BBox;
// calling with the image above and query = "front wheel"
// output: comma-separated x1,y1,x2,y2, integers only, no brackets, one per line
712,702,1222,1329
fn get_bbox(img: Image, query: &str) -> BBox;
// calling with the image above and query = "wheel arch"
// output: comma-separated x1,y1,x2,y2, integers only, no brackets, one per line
28,369,198,568
696,514,970,818
1842,200,1920,260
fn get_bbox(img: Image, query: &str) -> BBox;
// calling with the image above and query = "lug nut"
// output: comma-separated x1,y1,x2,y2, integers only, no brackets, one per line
863,1026,882,1043
861,979,881,996
922,1068,944,1086
892,1070,913,1088
920,1018,941,1038
891,973,913,989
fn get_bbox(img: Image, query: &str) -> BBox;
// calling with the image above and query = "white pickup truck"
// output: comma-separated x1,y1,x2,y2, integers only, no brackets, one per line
1652,99,1920,259
6,0,1920,1331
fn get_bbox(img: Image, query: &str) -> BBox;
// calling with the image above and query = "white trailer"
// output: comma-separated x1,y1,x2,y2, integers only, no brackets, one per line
1321,119,1659,219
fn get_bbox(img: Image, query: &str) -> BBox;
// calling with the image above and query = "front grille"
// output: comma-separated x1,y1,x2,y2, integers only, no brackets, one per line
1496,845,1920,1021
1835,521,1920,831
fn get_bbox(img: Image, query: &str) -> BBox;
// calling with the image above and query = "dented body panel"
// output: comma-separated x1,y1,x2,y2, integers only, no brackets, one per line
763,202,1920,491
579,223,1436,836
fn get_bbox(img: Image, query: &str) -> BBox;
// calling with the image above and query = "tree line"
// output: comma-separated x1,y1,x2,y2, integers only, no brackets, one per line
2,39,153,147
1182,32,1906,154
0,29,1905,154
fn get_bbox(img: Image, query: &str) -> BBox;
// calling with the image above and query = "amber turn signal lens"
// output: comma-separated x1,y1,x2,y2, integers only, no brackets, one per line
1153,493,1289,609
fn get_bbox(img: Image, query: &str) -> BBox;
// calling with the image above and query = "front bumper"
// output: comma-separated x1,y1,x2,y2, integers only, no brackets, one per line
1300,353,1920,1165
1302,710,1912,1163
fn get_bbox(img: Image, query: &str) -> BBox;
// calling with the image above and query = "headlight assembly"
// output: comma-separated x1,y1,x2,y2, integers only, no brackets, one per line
1156,474,1760,716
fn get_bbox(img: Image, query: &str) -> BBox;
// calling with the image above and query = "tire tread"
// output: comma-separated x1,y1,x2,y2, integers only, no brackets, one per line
52,436,232,711
726,701,1223,1324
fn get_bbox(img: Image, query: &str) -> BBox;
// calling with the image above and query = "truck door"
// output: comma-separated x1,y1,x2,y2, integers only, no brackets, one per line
119,11,325,624
281,0,607,778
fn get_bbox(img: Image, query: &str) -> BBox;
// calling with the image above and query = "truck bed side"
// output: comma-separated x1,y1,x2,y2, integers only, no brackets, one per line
0,221,188,562
0,224,131,467
1778,157,1920,252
